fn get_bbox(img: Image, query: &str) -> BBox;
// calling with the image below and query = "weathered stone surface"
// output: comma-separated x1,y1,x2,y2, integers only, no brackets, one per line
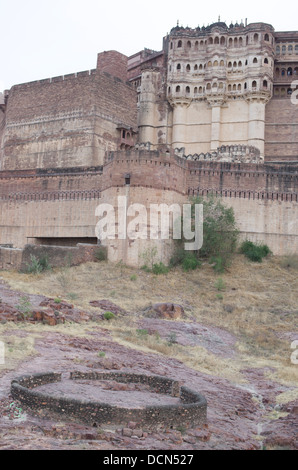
89,300,126,315
152,303,185,320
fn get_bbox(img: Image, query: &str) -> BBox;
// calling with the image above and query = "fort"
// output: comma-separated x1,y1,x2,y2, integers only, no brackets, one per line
0,20,298,266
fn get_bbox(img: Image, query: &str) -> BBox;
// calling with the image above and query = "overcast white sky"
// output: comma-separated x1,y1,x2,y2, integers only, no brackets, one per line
0,0,297,92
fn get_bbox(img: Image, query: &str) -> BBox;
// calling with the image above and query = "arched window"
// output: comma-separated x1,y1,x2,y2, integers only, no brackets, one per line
281,69,286,76
228,61,232,68
186,86,190,94
282,45,286,54
209,37,213,44
295,45,298,54
263,80,268,88
234,38,238,47
238,83,241,91
294,67,298,75
213,60,218,67
219,82,224,89
276,46,280,54
212,82,217,88
233,84,236,91
176,85,181,93
168,86,171,94
287,88,292,95
245,59,248,66
208,60,212,67
177,63,181,71
252,80,257,89
254,33,259,43
244,82,247,90
229,38,233,46
264,33,269,41
199,64,203,70
214,36,219,44
206,83,211,90
253,57,258,64
288,45,293,53
264,58,269,64
276,67,280,76
220,60,224,66
274,87,280,96
194,87,198,94
187,41,191,49
220,36,225,45
178,40,182,48
170,42,173,50
281,88,286,96
186,64,191,72
228,84,232,91
233,61,237,68
194,64,198,71
287,67,293,76
238,61,242,67
199,86,203,93
200,40,204,48
195,41,199,50
246,36,249,45
239,37,243,46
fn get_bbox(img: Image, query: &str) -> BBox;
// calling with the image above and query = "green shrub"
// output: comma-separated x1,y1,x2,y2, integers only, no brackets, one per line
167,332,177,345
182,253,201,272
198,196,239,270
210,255,226,273
16,296,32,318
130,274,137,281
25,254,51,274
103,311,115,321
95,248,107,261
136,329,149,336
98,351,106,357
152,262,169,275
240,240,271,263
214,277,226,291
172,196,239,273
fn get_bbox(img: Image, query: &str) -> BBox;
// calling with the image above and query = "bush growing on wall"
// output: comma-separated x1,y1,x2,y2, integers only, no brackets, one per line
240,240,271,262
171,196,239,273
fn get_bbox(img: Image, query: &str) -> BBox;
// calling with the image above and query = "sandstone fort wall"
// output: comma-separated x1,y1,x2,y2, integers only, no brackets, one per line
0,152,297,264
1,70,137,170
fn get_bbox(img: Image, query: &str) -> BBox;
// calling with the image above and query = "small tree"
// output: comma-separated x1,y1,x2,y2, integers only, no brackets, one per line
197,196,239,271
171,196,239,272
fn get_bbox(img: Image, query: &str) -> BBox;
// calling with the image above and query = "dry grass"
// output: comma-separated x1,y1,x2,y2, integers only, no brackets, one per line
0,254,297,391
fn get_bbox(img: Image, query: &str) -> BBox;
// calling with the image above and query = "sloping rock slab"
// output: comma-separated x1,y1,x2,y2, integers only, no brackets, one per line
89,300,126,315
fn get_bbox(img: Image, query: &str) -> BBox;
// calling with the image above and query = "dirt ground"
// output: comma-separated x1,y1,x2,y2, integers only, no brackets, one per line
0,255,297,450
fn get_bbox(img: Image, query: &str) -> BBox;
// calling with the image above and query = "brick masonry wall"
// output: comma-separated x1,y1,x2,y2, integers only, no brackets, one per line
265,98,298,161
97,51,129,82
0,151,297,261
11,371,207,430
1,70,137,170
0,244,106,271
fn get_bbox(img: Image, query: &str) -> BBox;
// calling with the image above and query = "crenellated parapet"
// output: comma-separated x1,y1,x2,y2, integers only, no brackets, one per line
175,144,262,163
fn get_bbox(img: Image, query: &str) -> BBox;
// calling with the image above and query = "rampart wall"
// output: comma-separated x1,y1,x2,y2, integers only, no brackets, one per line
265,98,298,161
0,151,297,263
0,243,103,271
1,70,137,170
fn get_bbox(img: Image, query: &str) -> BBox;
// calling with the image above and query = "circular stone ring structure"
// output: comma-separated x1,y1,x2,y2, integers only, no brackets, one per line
11,371,207,429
